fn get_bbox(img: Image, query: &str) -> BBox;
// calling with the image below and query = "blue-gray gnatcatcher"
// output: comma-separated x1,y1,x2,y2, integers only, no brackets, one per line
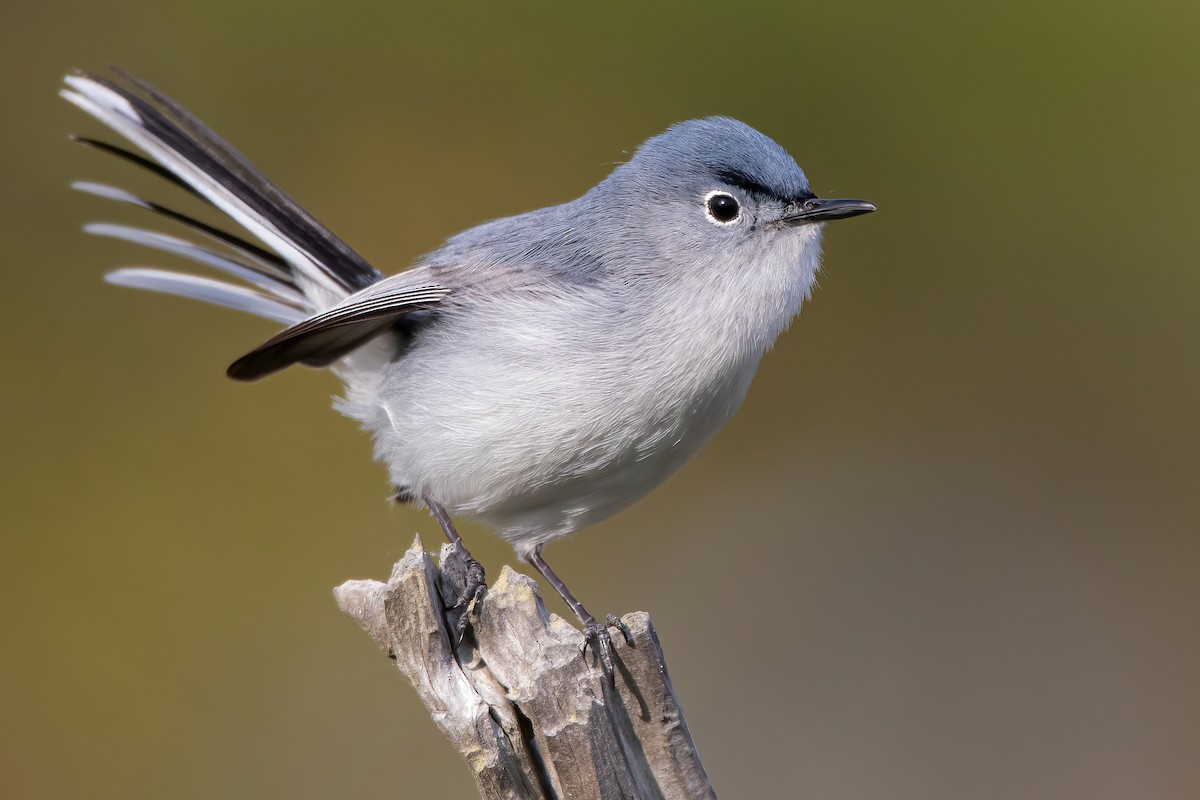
62,68,874,673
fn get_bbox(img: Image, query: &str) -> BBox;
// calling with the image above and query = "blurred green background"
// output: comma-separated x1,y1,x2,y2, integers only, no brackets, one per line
3,1,1198,798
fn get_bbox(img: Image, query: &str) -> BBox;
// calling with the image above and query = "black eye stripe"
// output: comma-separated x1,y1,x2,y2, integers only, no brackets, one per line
714,169,814,204
715,170,776,199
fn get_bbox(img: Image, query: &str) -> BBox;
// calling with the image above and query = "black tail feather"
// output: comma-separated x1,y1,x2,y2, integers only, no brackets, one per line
72,181,295,284
87,68,383,292
70,135,206,201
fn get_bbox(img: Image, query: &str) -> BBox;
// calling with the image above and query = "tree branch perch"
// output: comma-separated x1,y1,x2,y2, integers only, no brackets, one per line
334,537,715,799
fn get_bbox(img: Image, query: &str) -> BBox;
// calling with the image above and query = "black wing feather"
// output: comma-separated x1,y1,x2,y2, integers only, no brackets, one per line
226,279,450,381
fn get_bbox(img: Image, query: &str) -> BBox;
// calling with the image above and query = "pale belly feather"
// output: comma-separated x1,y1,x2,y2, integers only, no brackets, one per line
340,228,820,554
354,290,761,554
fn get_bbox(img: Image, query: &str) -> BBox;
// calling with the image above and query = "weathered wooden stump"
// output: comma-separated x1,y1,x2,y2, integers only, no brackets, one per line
334,537,715,799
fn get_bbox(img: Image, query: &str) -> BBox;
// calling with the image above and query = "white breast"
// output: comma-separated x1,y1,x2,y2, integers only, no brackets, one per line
339,225,823,555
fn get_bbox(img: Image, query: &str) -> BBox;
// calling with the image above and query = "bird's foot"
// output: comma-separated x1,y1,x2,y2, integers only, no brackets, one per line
582,614,635,682
525,546,631,683
450,555,486,645
422,494,486,647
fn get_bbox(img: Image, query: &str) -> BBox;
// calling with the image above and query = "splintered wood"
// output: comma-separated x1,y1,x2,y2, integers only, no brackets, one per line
334,538,715,800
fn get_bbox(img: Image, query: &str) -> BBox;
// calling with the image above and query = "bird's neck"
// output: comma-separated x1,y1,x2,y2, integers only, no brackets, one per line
644,225,823,368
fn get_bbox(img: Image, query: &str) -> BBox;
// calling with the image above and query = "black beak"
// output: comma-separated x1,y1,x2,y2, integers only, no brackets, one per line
783,196,877,224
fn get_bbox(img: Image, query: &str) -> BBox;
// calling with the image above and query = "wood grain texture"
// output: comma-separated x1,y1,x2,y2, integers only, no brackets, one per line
334,538,715,799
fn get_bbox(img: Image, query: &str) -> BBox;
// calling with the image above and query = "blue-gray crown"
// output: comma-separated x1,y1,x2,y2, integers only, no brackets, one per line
628,116,811,202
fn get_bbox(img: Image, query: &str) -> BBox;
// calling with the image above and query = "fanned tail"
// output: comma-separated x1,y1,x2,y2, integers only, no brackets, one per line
64,68,453,385
61,68,386,319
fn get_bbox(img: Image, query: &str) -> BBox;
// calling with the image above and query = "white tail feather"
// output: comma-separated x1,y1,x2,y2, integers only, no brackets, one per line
105,268,306,325
86,223,306,306
62,77,347,308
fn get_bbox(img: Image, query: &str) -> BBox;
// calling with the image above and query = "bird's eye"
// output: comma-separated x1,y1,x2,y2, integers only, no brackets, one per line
704,190,741,226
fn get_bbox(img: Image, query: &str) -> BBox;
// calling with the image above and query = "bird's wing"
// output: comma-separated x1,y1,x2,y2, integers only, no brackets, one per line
226,270,452,381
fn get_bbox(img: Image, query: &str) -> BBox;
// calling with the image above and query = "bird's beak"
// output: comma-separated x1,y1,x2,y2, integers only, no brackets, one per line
782,196,877,224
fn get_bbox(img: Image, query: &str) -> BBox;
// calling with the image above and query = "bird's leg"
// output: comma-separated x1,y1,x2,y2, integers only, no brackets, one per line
421,493,486,643
527,545,633,681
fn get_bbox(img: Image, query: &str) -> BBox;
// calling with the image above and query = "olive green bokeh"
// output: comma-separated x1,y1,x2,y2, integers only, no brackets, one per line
3,2,1198,798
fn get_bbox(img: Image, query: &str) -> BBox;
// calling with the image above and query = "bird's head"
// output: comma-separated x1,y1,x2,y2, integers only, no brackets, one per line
589,116,874,275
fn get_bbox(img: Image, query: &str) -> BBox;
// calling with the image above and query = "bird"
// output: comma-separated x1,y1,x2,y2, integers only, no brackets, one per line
61,67,875,676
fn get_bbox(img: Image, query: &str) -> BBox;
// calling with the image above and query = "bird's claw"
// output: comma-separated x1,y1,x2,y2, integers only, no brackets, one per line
582,614,634,682
451,556,486,646
607,613,634,647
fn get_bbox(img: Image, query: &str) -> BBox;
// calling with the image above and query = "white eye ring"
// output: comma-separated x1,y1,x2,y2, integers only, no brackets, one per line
703,189,742,226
